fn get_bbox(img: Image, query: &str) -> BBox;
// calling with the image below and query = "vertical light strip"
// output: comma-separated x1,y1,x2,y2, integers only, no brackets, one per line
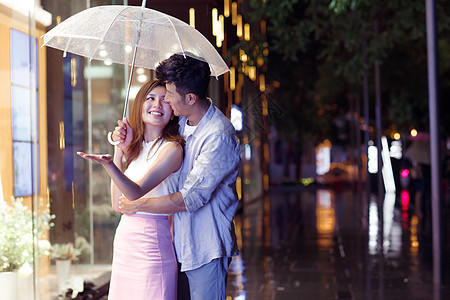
216,15,224,47
189,8,195,27
259,74,265,92
230,66,236,91
244,23,250,41
59,121,65,149
212,8,218,36
237,15,243,37
232,2,237,25
224,0,230,17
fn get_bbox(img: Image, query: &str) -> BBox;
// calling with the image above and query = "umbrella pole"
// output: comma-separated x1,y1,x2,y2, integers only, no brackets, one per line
122,45,139,119
107,38,140,145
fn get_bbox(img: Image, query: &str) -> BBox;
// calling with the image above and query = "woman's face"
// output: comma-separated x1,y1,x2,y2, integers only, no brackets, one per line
141,85,173,128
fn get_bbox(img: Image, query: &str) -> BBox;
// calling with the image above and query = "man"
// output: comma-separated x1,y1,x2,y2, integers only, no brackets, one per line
114,53,240,300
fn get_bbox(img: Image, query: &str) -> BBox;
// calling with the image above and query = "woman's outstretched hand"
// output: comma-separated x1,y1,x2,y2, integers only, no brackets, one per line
77,152,113,165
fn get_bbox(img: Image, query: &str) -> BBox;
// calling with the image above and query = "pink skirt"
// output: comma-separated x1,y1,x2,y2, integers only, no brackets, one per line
108,214,177,300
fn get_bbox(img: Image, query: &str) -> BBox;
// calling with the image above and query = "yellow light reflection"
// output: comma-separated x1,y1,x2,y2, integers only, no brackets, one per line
244,23,250,41
59,121,65,150
249,65,256,81
262,97,268,117
224,0,230,17
230,66,236,91
410,128,418,137
236,176,242,200
231,2,237,25
71,58,77,87
393,132,401,140
259,74,265,92
260,20,266,35
189,8,195,27
237,15,243,37
410,215,419,254
316,189,335,249
263,174,269,191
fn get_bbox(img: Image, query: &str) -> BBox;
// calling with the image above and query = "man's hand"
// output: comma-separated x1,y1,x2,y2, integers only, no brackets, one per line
112,117,133,157
118,195,139,215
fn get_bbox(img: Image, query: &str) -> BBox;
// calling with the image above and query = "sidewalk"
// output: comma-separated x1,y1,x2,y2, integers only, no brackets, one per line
226,185,450,299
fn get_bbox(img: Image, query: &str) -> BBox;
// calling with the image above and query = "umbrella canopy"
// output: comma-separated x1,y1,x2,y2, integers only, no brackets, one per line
42,5,230,77
406,141,430,165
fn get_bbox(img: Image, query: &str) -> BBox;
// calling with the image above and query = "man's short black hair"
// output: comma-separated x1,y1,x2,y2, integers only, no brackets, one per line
155,53,211,99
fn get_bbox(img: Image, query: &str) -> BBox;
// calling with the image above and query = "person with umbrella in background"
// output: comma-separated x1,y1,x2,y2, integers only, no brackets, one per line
116,53,241,300
78,79,184,300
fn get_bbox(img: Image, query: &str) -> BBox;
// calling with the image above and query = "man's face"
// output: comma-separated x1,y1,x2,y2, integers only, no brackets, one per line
164,82,187,117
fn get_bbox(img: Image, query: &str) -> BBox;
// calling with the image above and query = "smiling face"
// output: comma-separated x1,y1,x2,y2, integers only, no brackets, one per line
141,85,173,129
164,82,189,117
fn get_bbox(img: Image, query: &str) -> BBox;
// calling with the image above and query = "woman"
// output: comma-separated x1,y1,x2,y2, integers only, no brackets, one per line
78,80,184,300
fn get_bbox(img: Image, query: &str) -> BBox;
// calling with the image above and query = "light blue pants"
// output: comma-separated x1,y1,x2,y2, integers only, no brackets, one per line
185,257,231,300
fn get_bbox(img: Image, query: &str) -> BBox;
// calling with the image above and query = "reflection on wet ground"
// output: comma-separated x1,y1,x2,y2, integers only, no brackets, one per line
226,185,450,299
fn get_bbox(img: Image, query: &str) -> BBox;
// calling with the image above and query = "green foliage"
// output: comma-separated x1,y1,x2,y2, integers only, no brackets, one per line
244,0,450,144
0,197,54,272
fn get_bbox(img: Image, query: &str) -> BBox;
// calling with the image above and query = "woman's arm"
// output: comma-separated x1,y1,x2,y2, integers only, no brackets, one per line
77,142,183,206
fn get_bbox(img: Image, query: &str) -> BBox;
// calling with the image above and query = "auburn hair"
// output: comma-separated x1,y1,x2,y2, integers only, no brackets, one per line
124,80,185,169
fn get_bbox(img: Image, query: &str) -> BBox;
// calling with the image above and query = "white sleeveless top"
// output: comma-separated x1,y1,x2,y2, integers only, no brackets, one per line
124,139,181,216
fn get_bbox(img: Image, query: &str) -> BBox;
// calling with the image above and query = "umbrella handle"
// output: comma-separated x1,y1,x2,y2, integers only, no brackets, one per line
107,131,120,146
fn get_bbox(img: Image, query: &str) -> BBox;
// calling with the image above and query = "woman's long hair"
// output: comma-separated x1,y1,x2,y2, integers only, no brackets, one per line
124,79,184,169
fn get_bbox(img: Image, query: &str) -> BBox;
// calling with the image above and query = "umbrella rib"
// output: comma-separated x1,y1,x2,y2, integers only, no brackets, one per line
164,16,186,58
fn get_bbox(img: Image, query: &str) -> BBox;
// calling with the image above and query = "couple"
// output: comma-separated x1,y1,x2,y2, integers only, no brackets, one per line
78,53,240,300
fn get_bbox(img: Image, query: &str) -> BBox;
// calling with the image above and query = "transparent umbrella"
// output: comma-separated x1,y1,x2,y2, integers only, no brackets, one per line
42,0,230,144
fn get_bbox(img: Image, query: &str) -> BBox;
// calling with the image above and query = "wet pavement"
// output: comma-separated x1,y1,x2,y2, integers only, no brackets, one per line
226,184,450,300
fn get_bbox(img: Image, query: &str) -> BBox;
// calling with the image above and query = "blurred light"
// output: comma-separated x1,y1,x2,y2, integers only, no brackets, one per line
244,144,251,160
237,15,243,37
301,177,315,186
390,140,402,159
244,23,250,41
59,121,65,150
260,20,266,35
381,136,396,193
316,189,336,249
263,174,269,191
98,49,107,57
401,169,410,179
368,144,378,174
125,45,133,53
189,8,195,27
136,67,145,75
248,66,256,81
410,128,418,137
230,66,236,91
236,176,242,200
231,2,238,25
262,98,268,116
224,0,230,17
216,15,224,47
104,59,112,66
393,132,401,140
259,74,265,92
316,140,331,176
368,197,378,255
212,8,218,36
383,192,396,254
71,58,77,87
230,104,243,131
137,74,148,83
401,190,409,210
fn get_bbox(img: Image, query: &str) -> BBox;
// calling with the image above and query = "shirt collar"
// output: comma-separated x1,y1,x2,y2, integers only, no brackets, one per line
181,98,215,137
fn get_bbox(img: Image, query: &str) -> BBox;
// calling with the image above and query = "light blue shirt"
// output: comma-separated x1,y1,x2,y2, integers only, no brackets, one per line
173,102,241,272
